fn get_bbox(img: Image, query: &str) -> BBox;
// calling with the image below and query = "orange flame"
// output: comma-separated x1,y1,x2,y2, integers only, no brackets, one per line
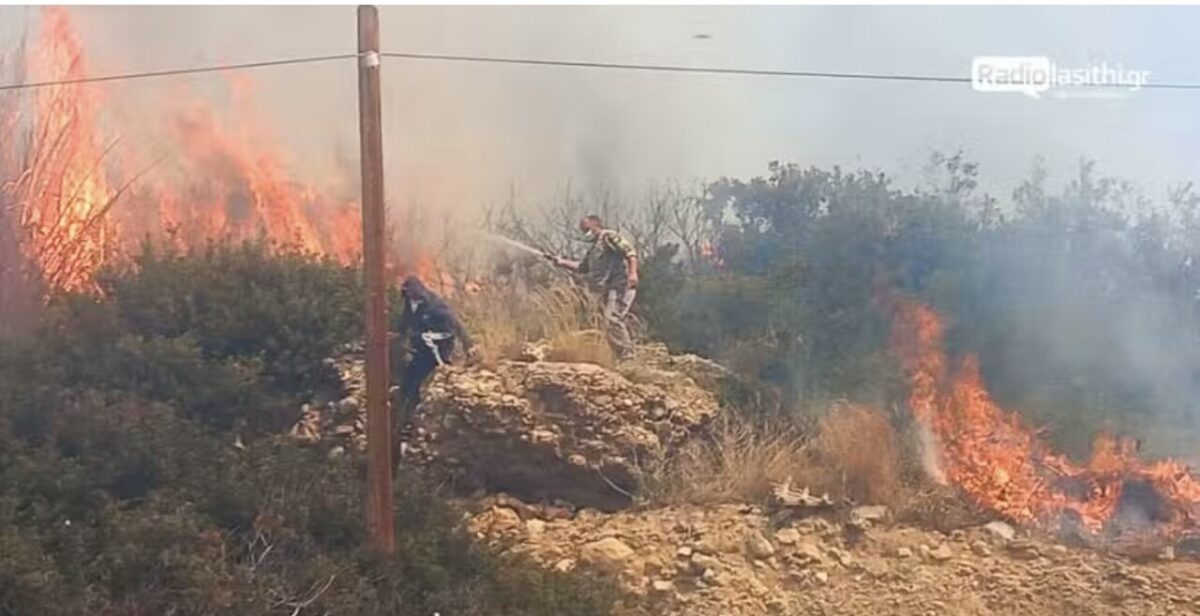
1,8,441,300
889,294,1200,542
133,87,362,261
3,7,114,293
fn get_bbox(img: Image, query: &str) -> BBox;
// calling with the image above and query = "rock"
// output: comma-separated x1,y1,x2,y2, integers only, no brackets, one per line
814,570,829,585
1123,573,1152,587
746,529,776,559
895,546,914,559
929,544,954,562
525,518,546,537
541,505,574,521
580,537,636,573
691,553,722,573
828,547,854,568
795,542,825,564
1007,540,1039,560
676,546,693,558
418,360,719,510
630,342,731,391
775,528,800,546
693,538,719,556
1160,545,1176,561
575,508,604,523
475,506,523,537
326,445,345,460
970,540,991,557
983,521,1016,542
848,505,890,529
517,342,549,362
650,579,675,594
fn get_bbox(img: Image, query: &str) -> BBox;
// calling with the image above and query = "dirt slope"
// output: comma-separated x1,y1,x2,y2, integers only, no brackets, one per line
470,500,1200,616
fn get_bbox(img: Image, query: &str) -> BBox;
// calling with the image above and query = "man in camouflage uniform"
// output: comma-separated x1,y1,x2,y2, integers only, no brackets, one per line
552,214,640,359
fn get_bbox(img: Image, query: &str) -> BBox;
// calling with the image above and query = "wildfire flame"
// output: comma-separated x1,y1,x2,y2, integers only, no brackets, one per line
1,8,451,304
888,294,1200,544
2,7,114,294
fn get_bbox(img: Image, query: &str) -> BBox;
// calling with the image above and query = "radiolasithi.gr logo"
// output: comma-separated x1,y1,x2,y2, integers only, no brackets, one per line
971,56,1151,99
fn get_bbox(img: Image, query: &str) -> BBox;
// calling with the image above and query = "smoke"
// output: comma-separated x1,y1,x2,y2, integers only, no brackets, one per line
915,421,947,485
955,163,1200,459
13,6,734,229
5,5,1199,216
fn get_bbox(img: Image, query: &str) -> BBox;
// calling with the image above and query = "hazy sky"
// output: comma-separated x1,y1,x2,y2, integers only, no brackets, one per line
2,6,1199,213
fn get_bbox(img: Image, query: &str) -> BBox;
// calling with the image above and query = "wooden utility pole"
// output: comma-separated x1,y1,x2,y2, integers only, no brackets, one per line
356,4,394,554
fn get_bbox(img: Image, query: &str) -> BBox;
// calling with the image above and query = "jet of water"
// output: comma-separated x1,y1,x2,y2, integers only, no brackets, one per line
475,231,553,259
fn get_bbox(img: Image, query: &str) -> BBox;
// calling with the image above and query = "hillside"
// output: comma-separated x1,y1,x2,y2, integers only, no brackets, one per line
294,340,1200,616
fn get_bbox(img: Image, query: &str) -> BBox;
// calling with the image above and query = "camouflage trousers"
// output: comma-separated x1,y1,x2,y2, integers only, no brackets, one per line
603,286,637,359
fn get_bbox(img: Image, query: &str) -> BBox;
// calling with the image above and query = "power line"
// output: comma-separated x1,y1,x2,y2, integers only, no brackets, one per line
0,53,359,93
382,51,970,84
3,49,1200,92
381,51,1200,91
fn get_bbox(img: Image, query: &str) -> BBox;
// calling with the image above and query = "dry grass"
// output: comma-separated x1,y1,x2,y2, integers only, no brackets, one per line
543,329,616,368
644,413,821,505
815,401,904,508
456,281,610,367
645,401,908,508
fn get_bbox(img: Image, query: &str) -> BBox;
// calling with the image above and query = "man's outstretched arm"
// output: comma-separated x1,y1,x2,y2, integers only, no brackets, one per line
551,255,582,271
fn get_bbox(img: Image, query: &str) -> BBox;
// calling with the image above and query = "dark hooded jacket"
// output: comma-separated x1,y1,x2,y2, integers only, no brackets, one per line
396,276,473,352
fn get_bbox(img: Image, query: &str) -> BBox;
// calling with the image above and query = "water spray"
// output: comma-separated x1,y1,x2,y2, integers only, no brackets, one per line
475,230,556,262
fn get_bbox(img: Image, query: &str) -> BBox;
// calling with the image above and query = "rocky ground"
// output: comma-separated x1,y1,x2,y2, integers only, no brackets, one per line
291,341,1200,616
291,340,721,508
470,499,1200,615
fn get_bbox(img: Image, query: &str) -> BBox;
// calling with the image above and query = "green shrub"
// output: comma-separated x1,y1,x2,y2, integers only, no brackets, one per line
0,393,618,616
0,243,619,615
98,241,365,396
14,241,367,432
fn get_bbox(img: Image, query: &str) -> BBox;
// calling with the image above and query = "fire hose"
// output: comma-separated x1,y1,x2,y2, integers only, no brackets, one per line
421,331,453,366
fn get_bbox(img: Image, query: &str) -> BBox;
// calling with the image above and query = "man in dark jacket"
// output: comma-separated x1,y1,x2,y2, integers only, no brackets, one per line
394,276,475,414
